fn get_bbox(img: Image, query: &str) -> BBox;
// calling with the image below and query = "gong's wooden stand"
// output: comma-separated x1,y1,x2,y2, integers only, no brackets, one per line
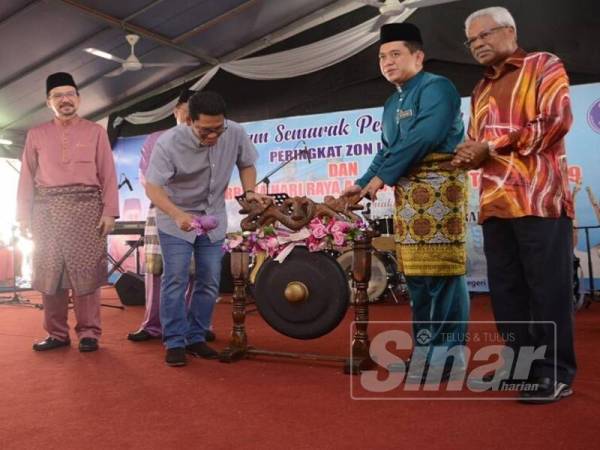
219,232,376,375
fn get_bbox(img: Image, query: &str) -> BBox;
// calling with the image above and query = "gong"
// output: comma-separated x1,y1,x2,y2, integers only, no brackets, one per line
254,247,350,339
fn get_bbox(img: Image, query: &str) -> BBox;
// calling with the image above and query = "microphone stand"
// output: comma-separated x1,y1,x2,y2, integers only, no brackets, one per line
255,140,309,194
118,174,132,191
0,226,42,309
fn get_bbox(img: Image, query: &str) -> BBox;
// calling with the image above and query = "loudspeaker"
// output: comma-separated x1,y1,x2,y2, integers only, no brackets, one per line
115,271,145,306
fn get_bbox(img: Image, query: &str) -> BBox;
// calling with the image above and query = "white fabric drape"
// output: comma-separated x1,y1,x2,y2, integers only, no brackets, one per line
122,66,221,125
121,98,178,125
121,11,415,125
222,11,414,80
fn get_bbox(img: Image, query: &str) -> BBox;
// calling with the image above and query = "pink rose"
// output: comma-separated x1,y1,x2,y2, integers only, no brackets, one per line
331,220,352,234
309,218,327,239
307,235,326,252
256,236,279,257
332,232,346,246
325,217,335,233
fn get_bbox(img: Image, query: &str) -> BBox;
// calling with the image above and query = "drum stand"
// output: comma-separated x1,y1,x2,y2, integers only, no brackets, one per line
386,284,401,304
385,273,410,305
219,233,376,375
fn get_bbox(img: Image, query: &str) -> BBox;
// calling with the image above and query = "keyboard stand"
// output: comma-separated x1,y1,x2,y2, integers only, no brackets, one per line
107,236,144,277
102,237,144,310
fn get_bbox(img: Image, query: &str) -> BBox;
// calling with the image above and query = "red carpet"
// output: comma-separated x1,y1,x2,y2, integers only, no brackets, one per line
0,289,599,449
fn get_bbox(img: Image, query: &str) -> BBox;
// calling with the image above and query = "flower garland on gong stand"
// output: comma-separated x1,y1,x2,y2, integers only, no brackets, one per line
224,216,368,262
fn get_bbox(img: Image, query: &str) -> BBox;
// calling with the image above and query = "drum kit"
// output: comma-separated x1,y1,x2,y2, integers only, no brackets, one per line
335,215,407,305
336,247,405,304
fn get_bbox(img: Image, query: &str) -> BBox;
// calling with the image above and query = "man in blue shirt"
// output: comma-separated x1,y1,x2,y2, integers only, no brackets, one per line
345,23,469,382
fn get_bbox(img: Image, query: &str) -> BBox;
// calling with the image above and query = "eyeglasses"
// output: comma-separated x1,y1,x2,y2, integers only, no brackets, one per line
196,120,228,137
464,26,510,48
48,91,78,100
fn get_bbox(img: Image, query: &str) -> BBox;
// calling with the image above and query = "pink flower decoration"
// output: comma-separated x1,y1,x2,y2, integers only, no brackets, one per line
307,237,326,252
264,237,279,257
255,236,277,256
309,218,327,239
223,216,363,256
332,232,346,246
331,220,352,234
227,235,243,249
192,215,219,235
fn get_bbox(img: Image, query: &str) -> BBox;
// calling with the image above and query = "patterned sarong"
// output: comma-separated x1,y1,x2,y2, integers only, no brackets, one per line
32,185,107,295
144,206,163,275
394,153,468,276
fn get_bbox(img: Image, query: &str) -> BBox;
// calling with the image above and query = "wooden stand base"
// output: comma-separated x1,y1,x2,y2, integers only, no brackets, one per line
343,356,376,375
219,346,248,363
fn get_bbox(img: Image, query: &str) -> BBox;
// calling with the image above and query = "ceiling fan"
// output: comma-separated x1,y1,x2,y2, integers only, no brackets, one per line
85,34,200,77
357,0,461,31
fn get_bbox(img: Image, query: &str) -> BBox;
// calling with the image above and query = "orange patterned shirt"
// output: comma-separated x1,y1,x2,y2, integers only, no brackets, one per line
468,48,574,223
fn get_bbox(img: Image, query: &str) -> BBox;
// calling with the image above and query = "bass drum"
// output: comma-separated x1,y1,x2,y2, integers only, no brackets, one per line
336,250,399,303
253,247,350,339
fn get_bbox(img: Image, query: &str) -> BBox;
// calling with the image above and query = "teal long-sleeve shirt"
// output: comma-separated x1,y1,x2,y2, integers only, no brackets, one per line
356,71,464,188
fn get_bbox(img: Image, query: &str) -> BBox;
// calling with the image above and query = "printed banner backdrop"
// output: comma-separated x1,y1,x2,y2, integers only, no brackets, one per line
112,83,600,292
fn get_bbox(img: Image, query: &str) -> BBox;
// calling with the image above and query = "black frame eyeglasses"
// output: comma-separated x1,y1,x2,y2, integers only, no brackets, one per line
195,119,228,137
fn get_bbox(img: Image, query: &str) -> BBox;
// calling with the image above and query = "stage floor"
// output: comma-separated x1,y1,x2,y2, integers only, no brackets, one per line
0,288,599,449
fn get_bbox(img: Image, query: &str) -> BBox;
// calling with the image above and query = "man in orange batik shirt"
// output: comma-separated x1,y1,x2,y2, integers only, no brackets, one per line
453,7,576,404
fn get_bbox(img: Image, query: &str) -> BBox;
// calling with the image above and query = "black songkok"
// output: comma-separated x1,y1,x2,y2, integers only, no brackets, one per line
380,23,423,44
46,72,77,95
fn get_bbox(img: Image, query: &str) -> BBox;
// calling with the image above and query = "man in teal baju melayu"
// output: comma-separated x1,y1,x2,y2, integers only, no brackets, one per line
345,23,470,383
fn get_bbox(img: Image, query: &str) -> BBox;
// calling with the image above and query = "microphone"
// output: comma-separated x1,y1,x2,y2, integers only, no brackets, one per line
298,140,311,164
118,173,133,191
363,201,372,221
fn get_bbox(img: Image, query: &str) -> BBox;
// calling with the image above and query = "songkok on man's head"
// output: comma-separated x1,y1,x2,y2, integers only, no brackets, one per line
380,23,423,44
177,89,195,105
46,72,77,95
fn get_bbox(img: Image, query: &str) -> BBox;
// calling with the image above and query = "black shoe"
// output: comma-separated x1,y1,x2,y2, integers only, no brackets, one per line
32,337,70,352
79,338,99,352
165,347,187,367
127,329,158,342
186,341,219,359
519,377,573,404
205,330,216,342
